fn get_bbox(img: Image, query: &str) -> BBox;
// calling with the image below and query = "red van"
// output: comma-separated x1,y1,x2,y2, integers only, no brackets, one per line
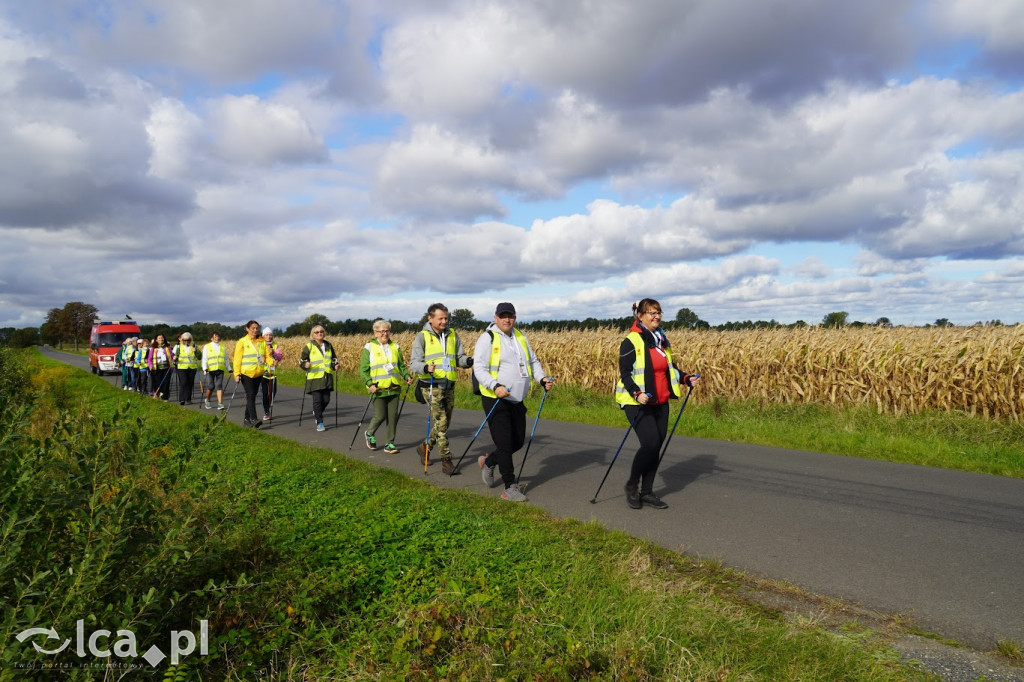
90,319,142,375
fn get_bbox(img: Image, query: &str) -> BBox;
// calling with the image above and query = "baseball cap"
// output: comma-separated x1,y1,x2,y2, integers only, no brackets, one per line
495,302,516,316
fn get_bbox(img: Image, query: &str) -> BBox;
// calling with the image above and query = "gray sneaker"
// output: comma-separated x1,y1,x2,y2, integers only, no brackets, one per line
479,455,497,488
501,483,528,502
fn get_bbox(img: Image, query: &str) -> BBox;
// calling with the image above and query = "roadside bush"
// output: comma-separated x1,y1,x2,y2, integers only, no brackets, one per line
0,347,31,410
0,393,228,679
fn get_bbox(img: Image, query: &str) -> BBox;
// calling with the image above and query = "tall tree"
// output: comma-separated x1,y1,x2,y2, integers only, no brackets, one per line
63,302,99,351
821,311,849,328
450,308,478,330
43,307,69,348
674,308,706,330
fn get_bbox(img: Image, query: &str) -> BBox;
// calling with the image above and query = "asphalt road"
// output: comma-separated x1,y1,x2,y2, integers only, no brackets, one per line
46,348,1024,651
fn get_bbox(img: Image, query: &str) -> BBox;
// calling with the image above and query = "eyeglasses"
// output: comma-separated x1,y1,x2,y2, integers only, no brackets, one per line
313,330,325,335
642,310,663,317
375,330,391,334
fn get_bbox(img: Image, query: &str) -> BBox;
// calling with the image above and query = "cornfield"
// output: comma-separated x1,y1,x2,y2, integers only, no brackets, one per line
230,325,1024,421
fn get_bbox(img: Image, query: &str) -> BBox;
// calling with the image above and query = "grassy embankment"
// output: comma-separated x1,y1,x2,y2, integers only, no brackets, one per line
0,348,938,680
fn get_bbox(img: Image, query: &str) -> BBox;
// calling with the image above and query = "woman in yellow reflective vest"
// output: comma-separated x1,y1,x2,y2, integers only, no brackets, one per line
202,331,230,410
299,325,340,432
173,331,200,405
233,320,275,428
359,319,414,453
616,298,701,510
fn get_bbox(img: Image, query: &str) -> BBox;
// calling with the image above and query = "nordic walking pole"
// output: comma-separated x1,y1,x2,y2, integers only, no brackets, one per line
450,397,501,476
153,365,172,400
423,376,434,474
348,394,375,448
266,375,277,425
334,368,339,429
657,377,699,468
515,381,552,485
393,381,412,429
298,375,310,426
590,396,648,504
222,375,240,418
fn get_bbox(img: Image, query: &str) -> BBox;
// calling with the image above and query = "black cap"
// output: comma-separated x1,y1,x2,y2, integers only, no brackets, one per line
495,302,516,316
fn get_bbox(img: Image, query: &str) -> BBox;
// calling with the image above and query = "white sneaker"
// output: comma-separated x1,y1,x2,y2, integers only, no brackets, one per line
479,455,497,488
501,483,528,502
204,400,211,409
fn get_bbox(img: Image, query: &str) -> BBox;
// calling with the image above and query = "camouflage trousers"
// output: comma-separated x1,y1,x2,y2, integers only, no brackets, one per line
425,383,456,460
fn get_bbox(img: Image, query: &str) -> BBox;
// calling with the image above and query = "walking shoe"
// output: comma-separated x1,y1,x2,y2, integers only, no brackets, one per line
639,492,668,509
441,459,456,475
624,482,642,509
180,401,186,405
217,403,224,411
243,418,253,427
416,442,428,462
479,455,497,488
316,422,325,432
365,431,377,450
501,483,528,502
204,399,211,409
263,413,271,422
383,443,398,454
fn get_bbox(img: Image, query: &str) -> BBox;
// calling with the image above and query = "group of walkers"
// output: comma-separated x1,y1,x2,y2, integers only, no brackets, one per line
114,332,200,404
114,298,700,509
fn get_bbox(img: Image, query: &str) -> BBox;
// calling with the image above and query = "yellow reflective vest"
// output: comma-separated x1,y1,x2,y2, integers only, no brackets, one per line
417,331,458,382
478,329,532,398
615,331,682,406
304,342,335,380
233,336,273,379
366,341,402,389
204,343,228,372
174,343,199,370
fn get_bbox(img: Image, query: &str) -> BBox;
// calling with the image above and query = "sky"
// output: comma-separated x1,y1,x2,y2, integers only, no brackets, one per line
1,0,1023,329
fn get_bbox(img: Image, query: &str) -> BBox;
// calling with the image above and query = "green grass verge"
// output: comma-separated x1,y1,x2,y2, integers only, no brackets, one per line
1,351,933,680
272,366,1024,479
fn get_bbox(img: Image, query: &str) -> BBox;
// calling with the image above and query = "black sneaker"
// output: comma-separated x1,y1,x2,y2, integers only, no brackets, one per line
639,492,667,509
624,482,642,509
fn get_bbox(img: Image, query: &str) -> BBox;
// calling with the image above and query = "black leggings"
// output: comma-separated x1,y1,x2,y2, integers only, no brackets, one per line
240,375,260,423
177,369,196,403
482,397,527,487
623,402,669,494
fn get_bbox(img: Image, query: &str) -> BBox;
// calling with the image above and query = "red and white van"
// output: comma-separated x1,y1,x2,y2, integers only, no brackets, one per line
90,319,142,375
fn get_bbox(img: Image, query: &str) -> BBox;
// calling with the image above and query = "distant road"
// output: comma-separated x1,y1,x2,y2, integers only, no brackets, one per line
44,348,1024,650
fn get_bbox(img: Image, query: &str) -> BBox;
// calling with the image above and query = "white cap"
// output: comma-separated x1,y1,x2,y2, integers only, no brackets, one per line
262,327,273,336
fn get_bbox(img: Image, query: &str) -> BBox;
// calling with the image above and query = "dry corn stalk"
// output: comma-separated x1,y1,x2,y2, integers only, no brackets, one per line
257,325,1023,421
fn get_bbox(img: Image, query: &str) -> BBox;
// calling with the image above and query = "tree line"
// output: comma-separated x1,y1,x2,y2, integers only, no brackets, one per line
0,302,1014,349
